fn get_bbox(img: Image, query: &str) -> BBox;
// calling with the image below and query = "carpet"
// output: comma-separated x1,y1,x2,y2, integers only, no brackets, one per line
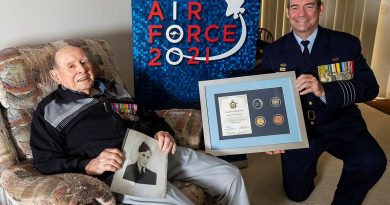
241,104,390,205
366,98,390,115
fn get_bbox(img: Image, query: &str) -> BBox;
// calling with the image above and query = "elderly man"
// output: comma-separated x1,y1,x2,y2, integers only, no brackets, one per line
262,0,387,205
30,46,249,205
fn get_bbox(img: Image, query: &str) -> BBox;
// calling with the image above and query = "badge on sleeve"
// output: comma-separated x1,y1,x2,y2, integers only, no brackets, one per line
318,60,354,83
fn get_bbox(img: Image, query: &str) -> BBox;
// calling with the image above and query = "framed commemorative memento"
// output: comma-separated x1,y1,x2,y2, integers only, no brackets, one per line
199,71,308,156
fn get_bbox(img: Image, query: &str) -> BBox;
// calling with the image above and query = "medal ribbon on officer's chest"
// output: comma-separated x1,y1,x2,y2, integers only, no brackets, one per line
111,103,139,121
318,60,354,83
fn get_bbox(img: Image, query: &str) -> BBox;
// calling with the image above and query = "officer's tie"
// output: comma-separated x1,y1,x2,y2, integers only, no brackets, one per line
301,40,310,66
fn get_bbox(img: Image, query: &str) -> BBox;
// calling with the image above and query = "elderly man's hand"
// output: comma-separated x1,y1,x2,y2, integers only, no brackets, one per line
296,74,325,97
85,148,124,175
154,131,176,155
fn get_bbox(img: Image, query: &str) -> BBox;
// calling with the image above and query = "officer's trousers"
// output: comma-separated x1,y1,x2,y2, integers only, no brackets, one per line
281,129,387,205
117,146,249,205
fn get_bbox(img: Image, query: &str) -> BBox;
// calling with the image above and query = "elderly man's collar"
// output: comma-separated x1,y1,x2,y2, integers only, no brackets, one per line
54,78,133,104
55,78,108,103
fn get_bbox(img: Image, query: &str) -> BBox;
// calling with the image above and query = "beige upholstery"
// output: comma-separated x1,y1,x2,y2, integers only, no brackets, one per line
0,39,210,204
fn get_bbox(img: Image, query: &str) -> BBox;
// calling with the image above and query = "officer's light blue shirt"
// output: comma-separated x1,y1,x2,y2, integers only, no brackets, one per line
293,28,327,103
293,28,318,54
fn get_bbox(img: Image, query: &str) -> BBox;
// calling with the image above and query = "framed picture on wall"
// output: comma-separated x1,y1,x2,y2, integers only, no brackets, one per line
198,71,308,156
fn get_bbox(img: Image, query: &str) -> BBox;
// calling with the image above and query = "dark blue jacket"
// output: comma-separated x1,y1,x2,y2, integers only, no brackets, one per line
30,79,174,178
261,26,379,140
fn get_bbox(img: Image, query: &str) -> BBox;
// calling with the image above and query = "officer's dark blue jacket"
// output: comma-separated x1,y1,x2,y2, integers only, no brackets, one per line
261,26,379,140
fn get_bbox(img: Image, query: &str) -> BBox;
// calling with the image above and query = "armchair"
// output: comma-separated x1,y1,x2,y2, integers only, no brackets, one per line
0,39,211,204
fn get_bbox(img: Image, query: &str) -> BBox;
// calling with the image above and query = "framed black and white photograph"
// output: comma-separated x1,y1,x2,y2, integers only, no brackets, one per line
198,71,308,156
110,129,167,198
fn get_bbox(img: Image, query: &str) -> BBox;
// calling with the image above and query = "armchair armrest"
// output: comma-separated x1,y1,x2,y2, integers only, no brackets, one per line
0,164,115,205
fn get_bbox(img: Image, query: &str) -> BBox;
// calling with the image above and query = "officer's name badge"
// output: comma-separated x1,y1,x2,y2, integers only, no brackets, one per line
318,60,354,83
279,63,287,72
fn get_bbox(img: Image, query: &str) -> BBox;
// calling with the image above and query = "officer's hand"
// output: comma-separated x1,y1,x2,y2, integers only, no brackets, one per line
85,148,124,175
265,150,285,155
154,131,176,155
296,74,325,97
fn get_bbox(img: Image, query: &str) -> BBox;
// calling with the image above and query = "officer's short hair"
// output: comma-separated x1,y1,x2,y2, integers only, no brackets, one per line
287,0,322,8
138,142,151,153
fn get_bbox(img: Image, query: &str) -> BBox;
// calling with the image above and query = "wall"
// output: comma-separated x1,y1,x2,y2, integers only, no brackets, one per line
387,72,390,97
371,0,390,97
0,0,134,93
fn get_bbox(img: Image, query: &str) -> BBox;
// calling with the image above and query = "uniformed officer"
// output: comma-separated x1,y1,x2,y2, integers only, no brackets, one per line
261,0,387,204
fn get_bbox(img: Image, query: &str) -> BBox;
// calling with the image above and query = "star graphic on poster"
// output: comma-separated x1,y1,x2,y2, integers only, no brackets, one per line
225,0,245,19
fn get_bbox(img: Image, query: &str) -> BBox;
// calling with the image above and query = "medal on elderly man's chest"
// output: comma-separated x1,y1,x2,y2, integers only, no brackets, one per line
111,103,139,121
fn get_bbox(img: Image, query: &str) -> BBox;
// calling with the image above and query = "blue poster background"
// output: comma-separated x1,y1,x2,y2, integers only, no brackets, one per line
132,0,261,109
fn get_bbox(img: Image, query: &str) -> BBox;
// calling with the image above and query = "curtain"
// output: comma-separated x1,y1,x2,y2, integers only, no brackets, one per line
260,0,381,65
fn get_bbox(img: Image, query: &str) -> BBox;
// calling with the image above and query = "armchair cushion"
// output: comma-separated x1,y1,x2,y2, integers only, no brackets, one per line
0,44,55,109
156,109,204,150
0,113,17,174
1,109,33,160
